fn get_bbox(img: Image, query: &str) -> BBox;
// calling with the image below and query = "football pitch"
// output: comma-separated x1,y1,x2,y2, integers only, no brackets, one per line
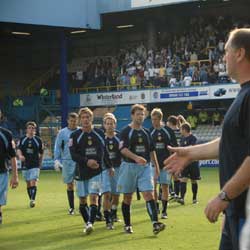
1,168,221,250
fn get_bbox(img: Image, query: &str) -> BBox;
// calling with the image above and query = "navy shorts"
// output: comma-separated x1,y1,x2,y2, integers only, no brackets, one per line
180,162,200,180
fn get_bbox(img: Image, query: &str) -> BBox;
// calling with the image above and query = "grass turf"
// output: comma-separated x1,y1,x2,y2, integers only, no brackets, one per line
1,168,221,250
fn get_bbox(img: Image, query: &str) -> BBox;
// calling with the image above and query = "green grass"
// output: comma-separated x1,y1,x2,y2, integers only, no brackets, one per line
1,168,222,250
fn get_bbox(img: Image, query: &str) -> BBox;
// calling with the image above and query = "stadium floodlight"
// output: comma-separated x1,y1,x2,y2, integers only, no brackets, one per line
11,32,31,36
116,24,134,29
70,30,87,34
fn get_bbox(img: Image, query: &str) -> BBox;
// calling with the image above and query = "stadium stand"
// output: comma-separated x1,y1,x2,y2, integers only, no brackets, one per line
194,124,222,143
56,15,250,93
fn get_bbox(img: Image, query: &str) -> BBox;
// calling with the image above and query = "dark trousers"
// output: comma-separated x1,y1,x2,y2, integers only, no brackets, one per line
219,215,245,250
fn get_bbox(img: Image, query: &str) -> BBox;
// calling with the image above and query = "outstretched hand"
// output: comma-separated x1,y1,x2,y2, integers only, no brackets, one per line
163,146,192,175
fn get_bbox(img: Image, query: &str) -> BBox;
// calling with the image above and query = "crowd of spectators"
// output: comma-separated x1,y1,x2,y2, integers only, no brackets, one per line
68,15,249,91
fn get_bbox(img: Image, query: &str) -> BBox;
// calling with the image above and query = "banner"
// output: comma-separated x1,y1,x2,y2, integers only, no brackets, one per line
80,84,239,107
199,159,220,168
80,91,150,106
209,84,240,99
151,87,209,103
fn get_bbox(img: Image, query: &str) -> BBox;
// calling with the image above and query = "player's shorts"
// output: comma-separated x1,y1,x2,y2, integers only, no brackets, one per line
62,160,76,184
117,162,153,194
180,162,201,180
76,173,102,197
22,168,40,181
101,169,111,194
158,169,171,185
0,172,8,205
111,166,120,195
102,167,121,195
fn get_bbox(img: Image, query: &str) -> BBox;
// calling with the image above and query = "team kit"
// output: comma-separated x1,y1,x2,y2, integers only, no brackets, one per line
1,104,200,236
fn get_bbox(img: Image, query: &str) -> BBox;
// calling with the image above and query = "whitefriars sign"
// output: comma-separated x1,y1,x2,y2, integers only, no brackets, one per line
80,91,150,106
80,84,239,107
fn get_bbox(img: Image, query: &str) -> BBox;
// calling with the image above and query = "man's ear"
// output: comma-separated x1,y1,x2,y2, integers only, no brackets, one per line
236,47,246,63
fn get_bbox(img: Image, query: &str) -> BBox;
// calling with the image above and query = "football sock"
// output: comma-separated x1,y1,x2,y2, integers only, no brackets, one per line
111,205,117,219
156,202,159,211
89,204,97,224
158,185,162,200
180,182,187,199
30,186,37,200
27,187,32,199
146,199,158,223
169,181,173,194
162,200,168,214
67,190,74,209
104,210,112,224
79,203,89,223
97,195,102,215
192,183,198,200
174,180,180,196
122,202,131,226
136,188,141,200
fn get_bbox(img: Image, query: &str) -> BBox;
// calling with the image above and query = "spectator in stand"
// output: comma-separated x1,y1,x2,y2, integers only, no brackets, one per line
124,72,130,88
130,74,137,90
190,51,198,61
148,66,155,85
143,68,150,86
212,110,221,126
192,67,200,83
159,64,166,86
199,65,208,83
198,109,209,124
166,64,173,83
169,76,177,88
218,58,226,74
213,61,220,78
207,68,217,83
218,39,225,54
183,74,192,87
66,15,250,90
119,73,127,89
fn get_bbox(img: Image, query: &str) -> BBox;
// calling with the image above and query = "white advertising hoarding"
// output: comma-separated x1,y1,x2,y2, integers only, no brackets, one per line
150,87,210,103
80,91,151,106
80,84,239,107
209,84,240,99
